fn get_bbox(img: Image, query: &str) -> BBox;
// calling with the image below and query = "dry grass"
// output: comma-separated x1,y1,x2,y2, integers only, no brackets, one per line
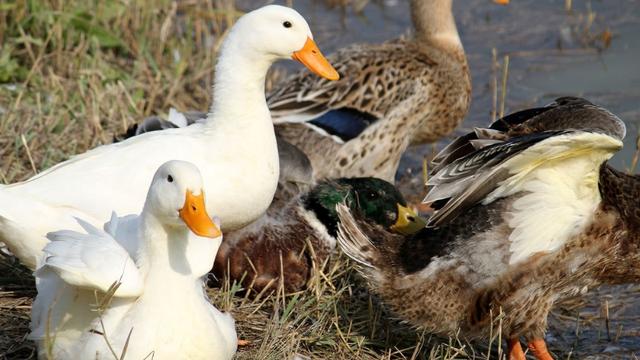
1,1,638,359
0,0,239,182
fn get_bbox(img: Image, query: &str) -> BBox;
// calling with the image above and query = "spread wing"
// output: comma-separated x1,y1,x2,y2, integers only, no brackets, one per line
425,97,627,228
43,216,143,297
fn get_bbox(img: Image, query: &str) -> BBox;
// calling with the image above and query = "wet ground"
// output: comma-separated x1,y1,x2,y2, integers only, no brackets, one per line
237,0,640,358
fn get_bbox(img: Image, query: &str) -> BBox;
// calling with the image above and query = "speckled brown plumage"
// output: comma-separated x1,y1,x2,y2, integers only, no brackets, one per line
268,0,472,182
337,98,638,360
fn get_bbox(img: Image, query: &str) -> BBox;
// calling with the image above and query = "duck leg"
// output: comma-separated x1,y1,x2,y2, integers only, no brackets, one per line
527,339,554,360
508,338,525,360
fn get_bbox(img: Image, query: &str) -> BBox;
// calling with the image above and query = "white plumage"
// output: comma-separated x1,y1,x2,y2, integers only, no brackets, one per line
30,160,237,360
42,216,143,297
484,132,622,263
0,5,338,270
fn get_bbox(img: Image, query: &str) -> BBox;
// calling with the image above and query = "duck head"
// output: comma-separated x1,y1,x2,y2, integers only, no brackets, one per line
303,178,427,238
144,161,221,239
226,5,339,81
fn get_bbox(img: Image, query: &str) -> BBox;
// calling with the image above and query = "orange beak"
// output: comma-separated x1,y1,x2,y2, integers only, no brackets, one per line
178,190,222,239
493,0,509,4
292,37,340,81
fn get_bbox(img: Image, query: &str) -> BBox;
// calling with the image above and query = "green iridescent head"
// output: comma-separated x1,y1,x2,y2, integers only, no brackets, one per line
303,177,426,237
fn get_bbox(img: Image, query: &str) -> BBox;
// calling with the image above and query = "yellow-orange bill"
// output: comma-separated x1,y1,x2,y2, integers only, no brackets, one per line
179,190,222,239
390,204,427,235
292,37,340,81
493,0,509,4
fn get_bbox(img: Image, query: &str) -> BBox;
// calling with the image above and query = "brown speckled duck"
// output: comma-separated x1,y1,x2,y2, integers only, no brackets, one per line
336,97,639,360
268,0,508,181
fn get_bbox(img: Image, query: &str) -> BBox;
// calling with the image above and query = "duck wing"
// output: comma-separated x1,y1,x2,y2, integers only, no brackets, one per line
42,215,143,297
425,97,626,229
268,41,427,143
430,97,626,175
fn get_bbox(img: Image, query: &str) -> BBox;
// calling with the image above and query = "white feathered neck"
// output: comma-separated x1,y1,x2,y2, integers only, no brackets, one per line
136,211,217,287
205,20,275,134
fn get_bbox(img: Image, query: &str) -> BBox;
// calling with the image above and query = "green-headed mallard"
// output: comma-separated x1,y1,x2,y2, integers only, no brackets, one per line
336,97,638,360
268,0,508,181
214,175,426,293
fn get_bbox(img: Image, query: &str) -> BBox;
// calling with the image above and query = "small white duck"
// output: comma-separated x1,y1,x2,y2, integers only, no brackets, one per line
0,5,339,269
30,160,237,360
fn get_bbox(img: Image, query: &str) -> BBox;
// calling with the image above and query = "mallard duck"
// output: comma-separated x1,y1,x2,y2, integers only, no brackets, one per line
213,175,426,293
336,97,638,360
267,0,508,181
30,161,236,360
0,5,339,270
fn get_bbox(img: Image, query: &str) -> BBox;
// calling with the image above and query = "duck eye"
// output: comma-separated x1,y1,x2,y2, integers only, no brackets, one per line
167,175,174,183
283,21,292,28
368,192,377,199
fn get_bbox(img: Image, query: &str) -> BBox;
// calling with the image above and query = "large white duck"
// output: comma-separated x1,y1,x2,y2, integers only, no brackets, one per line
0,5,339,269
30,160,237,360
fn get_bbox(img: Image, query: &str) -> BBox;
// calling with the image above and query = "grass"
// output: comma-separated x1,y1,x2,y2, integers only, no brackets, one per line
1,1,639,359
0,0,239,182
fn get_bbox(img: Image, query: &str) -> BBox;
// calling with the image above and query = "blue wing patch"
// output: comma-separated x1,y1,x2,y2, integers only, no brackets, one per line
309,108,378,142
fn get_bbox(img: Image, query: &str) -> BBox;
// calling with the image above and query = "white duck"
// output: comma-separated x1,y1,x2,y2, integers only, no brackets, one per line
30,160,237,360
0,5,339,269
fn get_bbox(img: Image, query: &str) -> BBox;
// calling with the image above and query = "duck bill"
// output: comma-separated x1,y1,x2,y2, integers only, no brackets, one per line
390,204,427,235
292,37,340,81
178,190,222,239
493,0,509,4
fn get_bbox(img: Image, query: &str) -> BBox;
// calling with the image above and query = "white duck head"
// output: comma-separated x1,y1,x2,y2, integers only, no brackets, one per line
143,160,221,240
210,5,338,115
223,5,339,80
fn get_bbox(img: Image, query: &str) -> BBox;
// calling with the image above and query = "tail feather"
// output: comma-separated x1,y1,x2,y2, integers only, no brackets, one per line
0,215,46,270
0,190,97,270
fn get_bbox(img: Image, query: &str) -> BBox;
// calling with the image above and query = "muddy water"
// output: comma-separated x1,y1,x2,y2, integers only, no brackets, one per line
241,0,640,357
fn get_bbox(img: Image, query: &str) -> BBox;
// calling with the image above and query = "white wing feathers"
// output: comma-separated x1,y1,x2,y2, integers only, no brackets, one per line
491,132,623,264
43,217,143,297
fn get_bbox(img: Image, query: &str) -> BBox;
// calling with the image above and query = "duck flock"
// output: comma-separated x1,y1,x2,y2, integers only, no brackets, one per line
1,1,638,360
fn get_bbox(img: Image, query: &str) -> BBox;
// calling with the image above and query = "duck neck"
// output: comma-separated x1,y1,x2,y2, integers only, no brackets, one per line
205,39,274,135
136,212,204,291
410,0,464,59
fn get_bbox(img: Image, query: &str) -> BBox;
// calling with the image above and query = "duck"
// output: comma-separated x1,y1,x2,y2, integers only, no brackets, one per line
114,111,427,293
0,5,339,270
213,176,426,293
121,0,509,183
267,0,509,181
336,97,639,360
29,160,237,360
